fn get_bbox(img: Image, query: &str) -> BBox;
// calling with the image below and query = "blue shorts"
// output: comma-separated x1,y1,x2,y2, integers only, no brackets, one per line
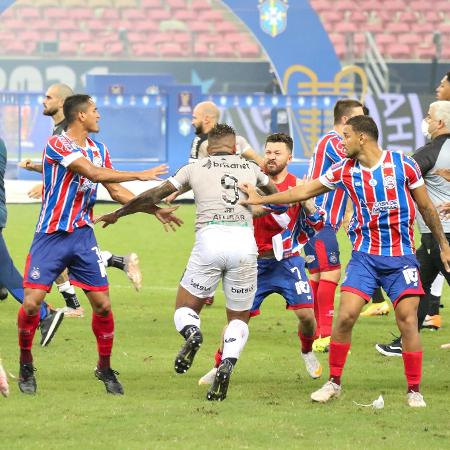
303,224,340,274
250,255,313,317
24,226,108,292
341,251,424,307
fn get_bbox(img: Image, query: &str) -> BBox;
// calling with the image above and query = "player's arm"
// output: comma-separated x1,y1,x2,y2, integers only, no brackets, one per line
240,178,330,206
102,182,183,231
241,147,265,170
68,157,168,183
295,177,317,215
434,168,450,182
411,185,450,271
95,180,179,226
342,197,354,232
18,159,43,173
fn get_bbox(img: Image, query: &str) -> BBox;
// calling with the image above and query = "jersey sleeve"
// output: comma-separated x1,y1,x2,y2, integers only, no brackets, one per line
319,160,345,190
102,144,114,169
45,136,83,168
236,135,252,156
403,154,424,190
412,143,434,176
254,164,269,187
167,164,192,190
326,135,346,163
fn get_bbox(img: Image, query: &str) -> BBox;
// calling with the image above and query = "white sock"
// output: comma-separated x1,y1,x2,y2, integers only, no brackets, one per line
430,273,444,297
222,319,249,360
101,251,112,268
173,307,201,333
57,280,75,295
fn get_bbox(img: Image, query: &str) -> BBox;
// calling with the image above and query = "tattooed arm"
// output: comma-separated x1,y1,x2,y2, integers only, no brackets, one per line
411,185,450,271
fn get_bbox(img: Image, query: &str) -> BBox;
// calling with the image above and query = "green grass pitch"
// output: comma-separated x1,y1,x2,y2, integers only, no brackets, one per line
1,204,449,449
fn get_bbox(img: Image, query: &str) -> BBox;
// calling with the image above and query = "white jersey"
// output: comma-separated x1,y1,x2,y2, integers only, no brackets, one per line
169,153,269,231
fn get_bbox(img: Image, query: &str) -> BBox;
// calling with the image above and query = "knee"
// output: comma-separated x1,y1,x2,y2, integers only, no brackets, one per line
336,310,358,332
93,299,111,316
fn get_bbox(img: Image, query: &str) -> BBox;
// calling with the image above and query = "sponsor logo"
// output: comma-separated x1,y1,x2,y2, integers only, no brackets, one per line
354,181,362,186
190,279,210,292
224,338,236,343
371,199,399,215
80,178,95,192
188,313,200,320
369,179,377,187
231,285,255,294
329,252,338,264
30,267,40,280
383,175,396,190
202,159,212,169
213,160,250,170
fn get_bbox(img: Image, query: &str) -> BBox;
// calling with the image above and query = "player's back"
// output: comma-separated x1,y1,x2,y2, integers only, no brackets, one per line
170,153,268,231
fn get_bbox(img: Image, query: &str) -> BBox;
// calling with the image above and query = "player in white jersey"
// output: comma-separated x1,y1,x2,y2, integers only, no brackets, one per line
96,124,279,401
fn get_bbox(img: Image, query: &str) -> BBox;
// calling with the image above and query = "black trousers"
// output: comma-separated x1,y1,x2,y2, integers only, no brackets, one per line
416,233,450,328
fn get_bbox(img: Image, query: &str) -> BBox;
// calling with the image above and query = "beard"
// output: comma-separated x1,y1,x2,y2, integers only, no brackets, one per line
43,106,58,117
265,162,285,176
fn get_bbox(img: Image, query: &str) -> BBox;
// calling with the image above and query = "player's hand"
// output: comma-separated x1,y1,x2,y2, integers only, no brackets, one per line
18,159,33,170
154,205,184,232
433,168,450,182
437,202,450,220
138,164,169,181
164,191,179,204
28,183,43,200
94,211,119,228
239,182,263,206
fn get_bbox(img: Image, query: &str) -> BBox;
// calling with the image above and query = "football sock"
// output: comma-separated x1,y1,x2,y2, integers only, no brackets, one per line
371,287,385,304
317,279,338,338
430,273,444,297
298,330,314,354
174,307,201,338
57,281,81,309
329,341,351,386
18,306,40,364
102,251,126,270
402,351,422,393
222,320,249,362
214,348,223,368
310,279,320,337
92,311,114,369
428,294,441,316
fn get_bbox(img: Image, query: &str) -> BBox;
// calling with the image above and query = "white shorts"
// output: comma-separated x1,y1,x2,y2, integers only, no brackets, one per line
180,225,258,311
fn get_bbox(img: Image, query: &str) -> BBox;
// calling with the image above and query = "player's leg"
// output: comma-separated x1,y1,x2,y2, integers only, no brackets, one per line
394,296,426,407
207,231,256,401
55,270,83,318
174,286,206,374
101,250,142,291
18,287,47,395
311,252,376,403
0,356,9,397
423,273,445,329
85,289,123,395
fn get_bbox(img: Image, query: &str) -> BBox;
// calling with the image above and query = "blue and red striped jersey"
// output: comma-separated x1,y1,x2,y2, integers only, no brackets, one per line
308,130,348,228
320,150,424,256
36,133,113,234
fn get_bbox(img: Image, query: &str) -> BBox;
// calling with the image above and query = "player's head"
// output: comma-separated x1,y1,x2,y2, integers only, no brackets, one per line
342,116,379,158
192,101,220,135
207,123,236,154
264,133,293,176
426,101,450,139
64,94,100,133
43,83,74,117
334,99,364,125
436,72,450,101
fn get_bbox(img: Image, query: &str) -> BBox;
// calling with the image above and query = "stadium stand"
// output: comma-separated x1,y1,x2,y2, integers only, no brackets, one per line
0,0,263,60
309,0,449,61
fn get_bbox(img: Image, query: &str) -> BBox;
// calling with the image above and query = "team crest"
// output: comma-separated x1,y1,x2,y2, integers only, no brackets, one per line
383,175,396,190
259,0,288,37
30,267,41,280
329,252,338,264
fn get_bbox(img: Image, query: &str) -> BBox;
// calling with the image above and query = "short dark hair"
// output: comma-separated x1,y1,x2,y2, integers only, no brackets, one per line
334,99,363,124
346,115,379,141
63,94,93,125
207,123,236,145
362,104,370,115
265,133,293,152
